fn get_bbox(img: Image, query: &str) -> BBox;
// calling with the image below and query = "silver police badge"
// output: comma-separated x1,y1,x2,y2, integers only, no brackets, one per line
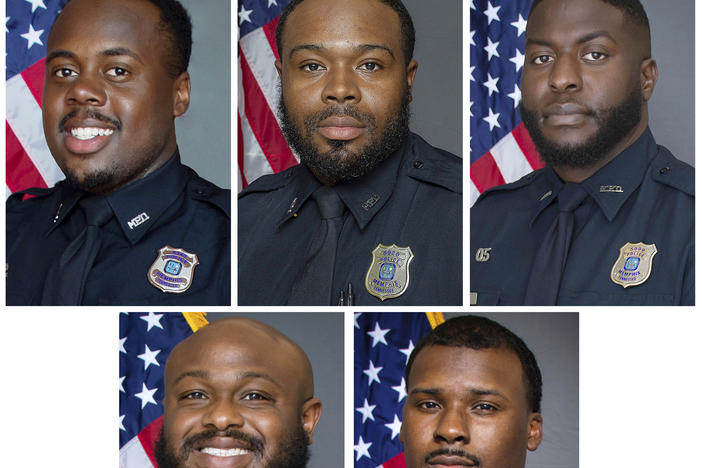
610,242,657,288
365,244,414,301
148,246,199,293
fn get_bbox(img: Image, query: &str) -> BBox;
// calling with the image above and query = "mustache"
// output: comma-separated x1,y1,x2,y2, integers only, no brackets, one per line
303,104,377,130
425,447,482,466
180,428,265,458
58,109,122,131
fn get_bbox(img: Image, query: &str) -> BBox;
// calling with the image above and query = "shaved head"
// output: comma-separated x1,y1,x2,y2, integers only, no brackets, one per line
157,317,321,468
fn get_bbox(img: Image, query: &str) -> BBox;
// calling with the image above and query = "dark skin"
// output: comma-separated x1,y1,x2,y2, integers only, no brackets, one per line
400,346,542,468
42,0,190,194
162,318,322,468
274,0,417,185
521,0,657,183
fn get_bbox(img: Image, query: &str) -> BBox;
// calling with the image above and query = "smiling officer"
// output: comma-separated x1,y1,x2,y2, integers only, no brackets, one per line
470,0,693,306
6,0,230,305
238,0,462,306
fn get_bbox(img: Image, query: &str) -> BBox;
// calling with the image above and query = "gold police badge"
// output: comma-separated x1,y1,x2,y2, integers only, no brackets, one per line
148,246,199,293
610,242,657,288
365,244,414,301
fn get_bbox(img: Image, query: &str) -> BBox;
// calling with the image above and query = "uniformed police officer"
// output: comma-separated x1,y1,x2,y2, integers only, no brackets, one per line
6,0,230,305
471,0,693,305
238,0,461,306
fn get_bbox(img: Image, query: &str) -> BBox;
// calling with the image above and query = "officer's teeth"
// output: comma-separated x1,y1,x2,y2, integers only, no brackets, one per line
200,447,249,457
70,127,114,140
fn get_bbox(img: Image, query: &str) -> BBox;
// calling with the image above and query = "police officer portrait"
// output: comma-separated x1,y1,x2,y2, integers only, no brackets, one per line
470,0,694,305
354,313,578,468
238,0,462,306
119,313,343,468
6,0,231,305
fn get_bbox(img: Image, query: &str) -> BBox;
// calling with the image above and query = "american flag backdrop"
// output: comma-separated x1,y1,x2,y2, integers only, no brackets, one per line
238,0,298,191
6,0,67,196
469,0,543,206
354,312,444,467
119,312,209,468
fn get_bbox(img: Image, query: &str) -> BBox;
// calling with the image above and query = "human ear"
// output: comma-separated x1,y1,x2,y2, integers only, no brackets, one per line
173,71,191,117
527,412,543,451
406,60,418,101
640,58,658,102
300,397,323,444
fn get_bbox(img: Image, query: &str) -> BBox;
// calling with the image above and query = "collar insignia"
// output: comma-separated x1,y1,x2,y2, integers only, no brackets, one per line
365,244,414,301
148,246,199,293
610,242,657,288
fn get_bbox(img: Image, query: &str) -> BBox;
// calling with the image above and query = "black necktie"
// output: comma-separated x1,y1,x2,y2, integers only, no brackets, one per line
287,185,346,305
41,196,113,305
523,183,588,305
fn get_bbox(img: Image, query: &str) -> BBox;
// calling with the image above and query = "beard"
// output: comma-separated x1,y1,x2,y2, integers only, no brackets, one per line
278,90,411,184
519,85,643,169
154,423,311,468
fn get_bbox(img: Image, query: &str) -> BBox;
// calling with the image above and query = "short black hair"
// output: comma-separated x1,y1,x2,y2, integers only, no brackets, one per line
275,0,415,65
529,0,650,35
405,315,543,413
62,0,192,77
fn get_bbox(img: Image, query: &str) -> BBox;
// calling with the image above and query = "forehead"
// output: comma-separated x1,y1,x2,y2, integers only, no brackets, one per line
48,0,163,54
527,0,633,45
409,346,527,399
281,0,403,56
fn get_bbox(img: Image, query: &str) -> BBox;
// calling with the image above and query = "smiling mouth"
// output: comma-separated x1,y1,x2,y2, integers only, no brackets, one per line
200,447,251,457
70,127,115,140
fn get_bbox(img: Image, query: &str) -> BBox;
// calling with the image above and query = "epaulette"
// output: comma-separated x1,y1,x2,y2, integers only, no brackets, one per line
475,168,545,204
650,146,694,196
187,174,231,218
238,165,298,198
6,185,58,208
405,135,462,193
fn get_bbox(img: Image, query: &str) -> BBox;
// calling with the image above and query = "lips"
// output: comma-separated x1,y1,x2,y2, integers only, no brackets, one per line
63,120,117,155
316,115,366,141
542,102,591,127
190,437,255,468
427,454,477,467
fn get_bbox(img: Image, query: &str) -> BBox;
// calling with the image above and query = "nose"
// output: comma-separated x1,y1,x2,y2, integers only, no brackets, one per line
322,66,360,104
202,398,244,431
66,72,106,106
433,405,469,444
549,55,582,93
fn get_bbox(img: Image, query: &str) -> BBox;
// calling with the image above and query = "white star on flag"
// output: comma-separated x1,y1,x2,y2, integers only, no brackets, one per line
24,0,46,13
356,398,376,423
469,30,475,46
140,312,164,331
134,383,158,409
484,1,501,25
483,108,501,131
239,4,253,25
367,322,390,347
354,436,372,461
20,24,43,49
267,0,278,7
399,340,415,364
484,37,500,61
391,377,407,403
354,313,361,328
119,376,125,393
507,84,522,108
483,73,500,96
385,414,403,440
363,360,383,386
137,344,161,370
511,13,528,36
119,336,127,354
510,49,525,72
119,414,126,431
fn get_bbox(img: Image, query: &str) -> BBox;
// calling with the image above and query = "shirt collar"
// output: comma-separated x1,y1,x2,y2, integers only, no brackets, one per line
277,136,408,230
48,149,187,244
530,128,656,224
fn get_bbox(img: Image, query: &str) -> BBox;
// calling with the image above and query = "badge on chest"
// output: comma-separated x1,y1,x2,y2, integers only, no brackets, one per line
148,246,199,293
610,242,657,288
365,244,413,301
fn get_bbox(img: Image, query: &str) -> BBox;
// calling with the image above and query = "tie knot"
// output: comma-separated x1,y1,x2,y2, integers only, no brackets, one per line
558,183,587,212
312,185,345,219
79,196,112,227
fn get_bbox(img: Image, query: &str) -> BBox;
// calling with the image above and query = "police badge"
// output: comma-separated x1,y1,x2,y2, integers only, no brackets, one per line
365,244,414,301
610,242,657,288
148,246,199,293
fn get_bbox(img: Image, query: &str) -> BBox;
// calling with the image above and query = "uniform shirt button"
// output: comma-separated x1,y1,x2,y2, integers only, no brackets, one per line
413,160,424,169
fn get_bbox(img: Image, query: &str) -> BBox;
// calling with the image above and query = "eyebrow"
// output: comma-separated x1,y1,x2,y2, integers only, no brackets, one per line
288,43,395,60
45,47,143,64
172,370,283,388
526,30,618,48
410,387,508,399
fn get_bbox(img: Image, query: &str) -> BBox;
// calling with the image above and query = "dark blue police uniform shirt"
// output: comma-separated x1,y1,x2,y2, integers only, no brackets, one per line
471,128,694,306
6,151,230,305
239,133,462,306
